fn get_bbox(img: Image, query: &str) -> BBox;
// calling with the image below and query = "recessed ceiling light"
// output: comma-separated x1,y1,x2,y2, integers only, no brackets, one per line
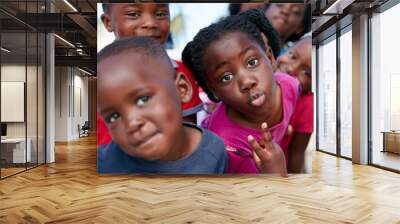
1,47,11,53
54,34,75,48
63,0,78,12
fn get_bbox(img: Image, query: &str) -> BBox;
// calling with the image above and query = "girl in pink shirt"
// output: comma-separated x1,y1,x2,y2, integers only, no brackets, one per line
182,9,300,175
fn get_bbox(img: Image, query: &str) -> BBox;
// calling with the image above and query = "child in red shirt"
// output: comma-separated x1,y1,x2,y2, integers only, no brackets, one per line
277,36,313,173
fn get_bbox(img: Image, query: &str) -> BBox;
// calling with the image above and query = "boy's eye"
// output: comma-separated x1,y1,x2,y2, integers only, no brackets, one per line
105,113,120,124
127,11,140,18
247,58,259,68
220,73,234,83
136,96,150,106
155,11,169,18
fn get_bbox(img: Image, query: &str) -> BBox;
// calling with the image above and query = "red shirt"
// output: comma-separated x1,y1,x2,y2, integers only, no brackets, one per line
280,92,314,162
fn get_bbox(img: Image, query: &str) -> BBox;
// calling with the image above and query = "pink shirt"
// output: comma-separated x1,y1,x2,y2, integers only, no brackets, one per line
280,93,314,161
202,73,300,173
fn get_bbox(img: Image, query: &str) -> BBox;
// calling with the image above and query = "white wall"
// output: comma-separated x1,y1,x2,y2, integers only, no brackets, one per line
54,67,89,141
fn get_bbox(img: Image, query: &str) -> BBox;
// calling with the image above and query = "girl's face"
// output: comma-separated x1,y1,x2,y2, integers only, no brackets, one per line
203,32,276,121
265,3,305,41
277,38,311,94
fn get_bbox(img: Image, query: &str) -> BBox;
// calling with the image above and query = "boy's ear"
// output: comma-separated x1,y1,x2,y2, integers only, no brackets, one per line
175,72,193,104
101,13,113,33
261,33,278,72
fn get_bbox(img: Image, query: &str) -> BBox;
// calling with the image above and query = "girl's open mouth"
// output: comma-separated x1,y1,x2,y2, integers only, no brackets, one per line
248,92,266,107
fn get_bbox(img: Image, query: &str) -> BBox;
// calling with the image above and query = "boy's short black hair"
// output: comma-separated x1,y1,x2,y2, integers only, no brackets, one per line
98,37,171,68
182,9,280,102
264,3,311,42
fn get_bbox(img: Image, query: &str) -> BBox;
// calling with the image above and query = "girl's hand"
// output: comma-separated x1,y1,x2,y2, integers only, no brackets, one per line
248,122,288,177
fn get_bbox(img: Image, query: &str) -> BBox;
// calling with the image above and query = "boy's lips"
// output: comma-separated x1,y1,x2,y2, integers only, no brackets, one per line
131,132,160,148
248,92,266,107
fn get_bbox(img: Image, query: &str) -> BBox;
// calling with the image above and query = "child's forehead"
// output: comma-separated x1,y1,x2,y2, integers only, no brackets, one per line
110,3,169,11
217,31,261,48
101,51,174,80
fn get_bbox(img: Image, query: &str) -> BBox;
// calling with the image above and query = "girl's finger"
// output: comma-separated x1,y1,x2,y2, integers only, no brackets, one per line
248,135,262,153
252,150,261,170
261,122,272,143
249,135,272,163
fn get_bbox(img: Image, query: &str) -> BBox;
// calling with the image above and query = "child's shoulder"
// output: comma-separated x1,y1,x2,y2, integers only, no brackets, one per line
97,141,128,173
275,71,299,88
184,122,226,161
275,72,301,102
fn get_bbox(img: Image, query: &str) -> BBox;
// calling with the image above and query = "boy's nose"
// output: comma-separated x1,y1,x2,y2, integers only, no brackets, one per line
124,116,145,134
141,14,158,29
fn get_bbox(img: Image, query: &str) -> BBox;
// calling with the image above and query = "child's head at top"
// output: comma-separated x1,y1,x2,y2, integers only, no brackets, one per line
277,36,312,94
264,3,311,44
182,9,281,124
101,3,170,43
98,37,194,161
228,3,265,15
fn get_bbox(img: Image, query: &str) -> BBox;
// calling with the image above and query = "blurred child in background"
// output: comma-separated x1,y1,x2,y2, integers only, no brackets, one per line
277,36,313,173
264,3,311,55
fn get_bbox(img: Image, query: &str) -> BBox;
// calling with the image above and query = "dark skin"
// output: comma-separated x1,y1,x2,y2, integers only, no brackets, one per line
101,3,170,43
102,3,196,123
203,32,287,175
265,3,305,46
203,32,282,129
277,38,312,173
277,37,311,94
98,51,201,161
288,133,311,173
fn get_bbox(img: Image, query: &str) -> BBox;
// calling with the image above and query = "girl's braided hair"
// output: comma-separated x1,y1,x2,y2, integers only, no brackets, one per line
182,9,280,102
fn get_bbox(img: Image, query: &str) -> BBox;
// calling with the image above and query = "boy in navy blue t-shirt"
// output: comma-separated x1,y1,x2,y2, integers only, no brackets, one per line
97,37,227,174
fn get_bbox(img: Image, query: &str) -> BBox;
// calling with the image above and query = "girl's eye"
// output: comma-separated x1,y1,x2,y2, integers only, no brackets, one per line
105,113,120,124
220,73,234,83
137,96,150,106
288,51,297,60
247,58,259,68
291,8,302,17
301,68,311,77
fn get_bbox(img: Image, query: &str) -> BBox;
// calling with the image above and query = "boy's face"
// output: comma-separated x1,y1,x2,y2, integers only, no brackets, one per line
265,3,305,41
102,3,170,44
203,32,276,121
277,38,311,94
98,51,182,161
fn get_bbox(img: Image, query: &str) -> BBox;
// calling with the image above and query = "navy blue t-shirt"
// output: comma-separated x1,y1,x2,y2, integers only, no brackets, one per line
97,124,227,174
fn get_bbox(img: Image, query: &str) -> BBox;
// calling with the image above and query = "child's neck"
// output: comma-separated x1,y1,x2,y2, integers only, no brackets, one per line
227,85,283,130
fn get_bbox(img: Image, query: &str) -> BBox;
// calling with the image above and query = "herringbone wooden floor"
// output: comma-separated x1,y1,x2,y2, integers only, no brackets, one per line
0,135,400,223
